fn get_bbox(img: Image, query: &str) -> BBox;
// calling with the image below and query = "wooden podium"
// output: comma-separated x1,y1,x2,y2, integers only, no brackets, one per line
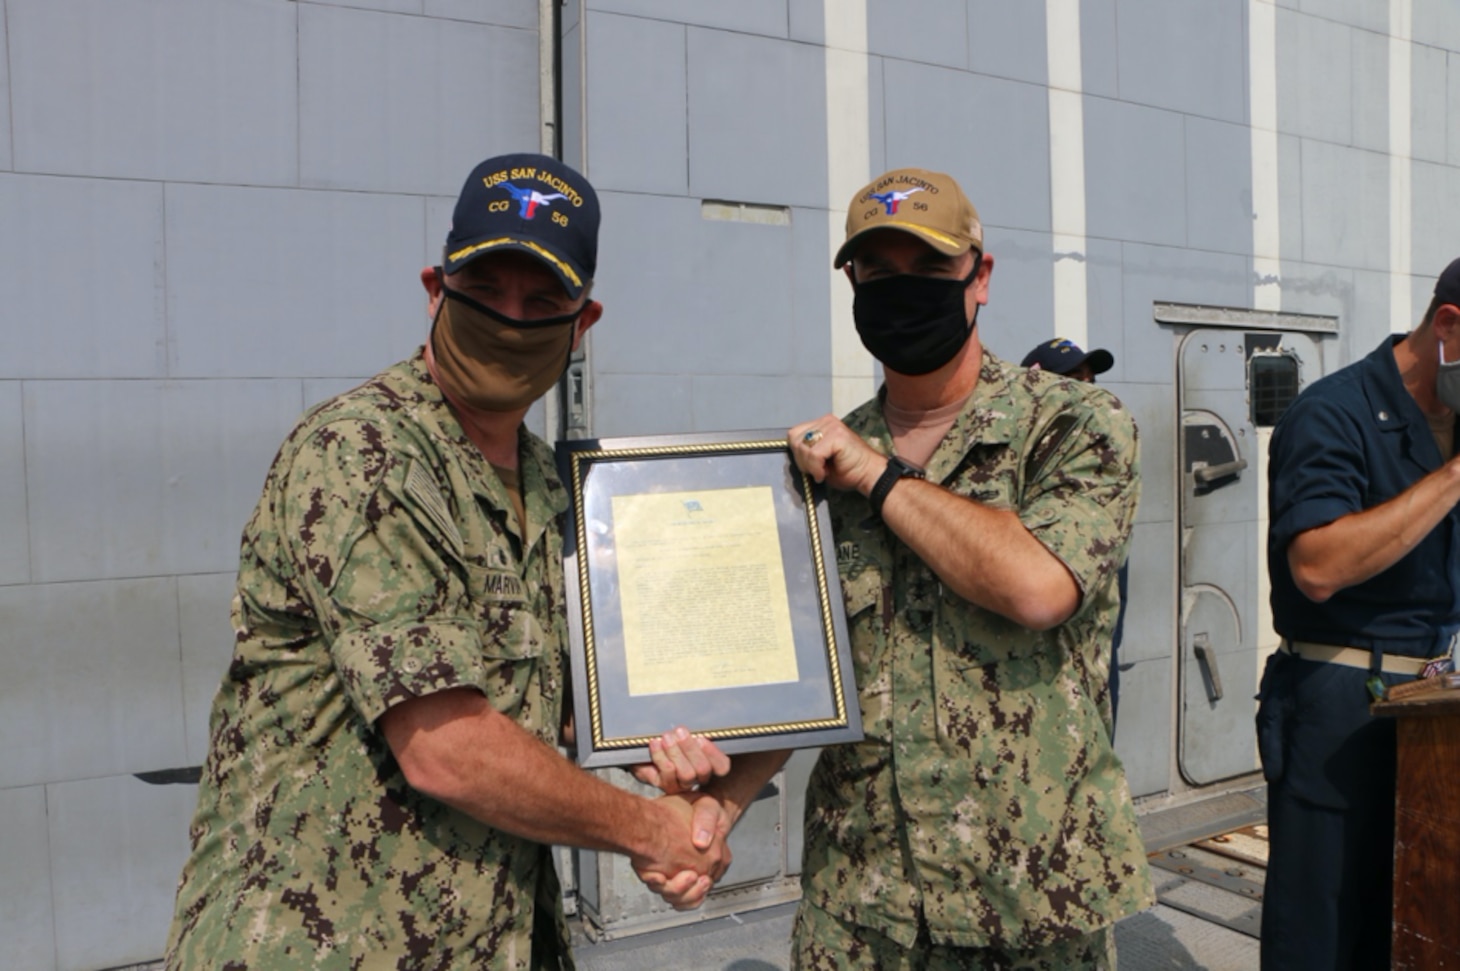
1372,688,1460,969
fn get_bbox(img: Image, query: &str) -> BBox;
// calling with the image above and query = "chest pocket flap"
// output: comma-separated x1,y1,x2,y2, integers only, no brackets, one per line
466,561,544,660
840,562,882,622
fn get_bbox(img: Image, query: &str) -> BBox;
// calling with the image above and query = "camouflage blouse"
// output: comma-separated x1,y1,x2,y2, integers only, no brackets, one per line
166,350,573,970
801,350,1155,950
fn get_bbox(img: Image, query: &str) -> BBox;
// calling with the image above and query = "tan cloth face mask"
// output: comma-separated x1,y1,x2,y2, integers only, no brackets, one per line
431,285,578,412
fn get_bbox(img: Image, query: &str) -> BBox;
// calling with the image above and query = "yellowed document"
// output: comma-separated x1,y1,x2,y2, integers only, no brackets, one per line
612,485,799,696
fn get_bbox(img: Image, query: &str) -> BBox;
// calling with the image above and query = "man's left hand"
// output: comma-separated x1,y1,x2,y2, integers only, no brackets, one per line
631,727,731,795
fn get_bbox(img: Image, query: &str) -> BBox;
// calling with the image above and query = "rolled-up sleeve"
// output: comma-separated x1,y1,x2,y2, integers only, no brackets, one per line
1019,398,1140,604
1268,393,1366,556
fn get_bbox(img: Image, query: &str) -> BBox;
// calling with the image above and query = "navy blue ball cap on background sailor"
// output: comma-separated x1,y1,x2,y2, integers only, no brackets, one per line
443,153,600,299
1021,338,1114,376
1435,256,1460,306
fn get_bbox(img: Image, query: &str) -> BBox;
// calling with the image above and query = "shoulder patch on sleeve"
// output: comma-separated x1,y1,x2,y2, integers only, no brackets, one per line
405,459,464,554
1024,412,1080,483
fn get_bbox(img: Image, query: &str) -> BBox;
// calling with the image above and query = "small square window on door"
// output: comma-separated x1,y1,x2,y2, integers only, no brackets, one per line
1249,351,1301,428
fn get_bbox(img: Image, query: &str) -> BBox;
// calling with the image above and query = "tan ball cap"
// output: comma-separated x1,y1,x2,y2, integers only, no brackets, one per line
834,167,983,268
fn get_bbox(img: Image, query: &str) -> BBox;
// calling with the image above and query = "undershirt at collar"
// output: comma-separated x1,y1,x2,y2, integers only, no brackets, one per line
490,462,526,537
882,393,971,469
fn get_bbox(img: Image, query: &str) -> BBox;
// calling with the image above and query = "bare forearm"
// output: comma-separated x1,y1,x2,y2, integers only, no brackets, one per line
384,689,666,861
704,749,791,829
877,477,1079,629
788,417,1079,629
1288,460,1460,601
444,718,661,856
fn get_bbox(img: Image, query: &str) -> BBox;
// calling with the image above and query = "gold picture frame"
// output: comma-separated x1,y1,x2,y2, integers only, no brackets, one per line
558,430,862,768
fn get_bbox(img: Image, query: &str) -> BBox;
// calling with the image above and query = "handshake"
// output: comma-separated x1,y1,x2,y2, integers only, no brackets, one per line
626,727,785,911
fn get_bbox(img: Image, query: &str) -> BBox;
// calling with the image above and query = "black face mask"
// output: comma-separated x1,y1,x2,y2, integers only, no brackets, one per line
851,256,980,375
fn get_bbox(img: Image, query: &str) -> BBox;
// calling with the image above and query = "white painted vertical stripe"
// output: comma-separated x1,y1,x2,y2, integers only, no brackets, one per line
825,3,874,416
1250,0,1281,311
539,0,561,440
1046,0,1088,347
1390,0,1413,330
538,0,557,156
1250,1,1281,701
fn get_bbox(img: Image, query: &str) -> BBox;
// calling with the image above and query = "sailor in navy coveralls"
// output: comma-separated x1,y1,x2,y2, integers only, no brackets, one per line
1260,258,1460,970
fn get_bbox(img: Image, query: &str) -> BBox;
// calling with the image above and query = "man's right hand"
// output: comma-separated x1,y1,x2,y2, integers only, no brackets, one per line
789,415,885,496
640,793,740,908
632,743,793,909
632,792,732,910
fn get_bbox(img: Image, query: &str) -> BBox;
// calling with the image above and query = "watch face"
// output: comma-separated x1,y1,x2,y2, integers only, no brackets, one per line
892,456,925,478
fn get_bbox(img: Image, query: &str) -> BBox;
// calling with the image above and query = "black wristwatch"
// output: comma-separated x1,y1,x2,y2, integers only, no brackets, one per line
868,455,926,517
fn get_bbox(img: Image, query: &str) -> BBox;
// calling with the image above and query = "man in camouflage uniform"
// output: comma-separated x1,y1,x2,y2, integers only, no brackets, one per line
651,168,1153,968
164,154,727,971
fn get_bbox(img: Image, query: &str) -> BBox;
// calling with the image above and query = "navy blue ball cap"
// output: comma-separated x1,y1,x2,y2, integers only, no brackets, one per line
1434,257,1460,307
443,153,600,299
1021,338,1114,375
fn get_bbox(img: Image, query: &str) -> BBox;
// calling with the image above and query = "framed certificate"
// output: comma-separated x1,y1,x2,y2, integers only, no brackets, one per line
558,430,862,768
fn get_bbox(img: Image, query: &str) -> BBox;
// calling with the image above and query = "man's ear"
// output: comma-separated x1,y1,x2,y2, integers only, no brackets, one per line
421,266,445,318
1435,302,1460,340
571,300,604,351
972,251,994,305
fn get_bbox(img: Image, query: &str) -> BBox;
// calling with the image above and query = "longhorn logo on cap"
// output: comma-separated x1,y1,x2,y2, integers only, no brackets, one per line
870,187,924,215
500,182,567,219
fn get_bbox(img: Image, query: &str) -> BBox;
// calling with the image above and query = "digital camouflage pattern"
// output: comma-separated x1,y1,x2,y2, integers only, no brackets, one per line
801,350,1154,951
792,898,1117,970
166,350,574,971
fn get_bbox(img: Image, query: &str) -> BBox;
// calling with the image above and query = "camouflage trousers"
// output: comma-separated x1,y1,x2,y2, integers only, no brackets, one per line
791,900,1116,971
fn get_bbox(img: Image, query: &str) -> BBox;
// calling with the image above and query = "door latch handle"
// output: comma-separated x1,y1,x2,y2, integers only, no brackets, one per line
1193,633,1225,702
1193,458,1248,485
